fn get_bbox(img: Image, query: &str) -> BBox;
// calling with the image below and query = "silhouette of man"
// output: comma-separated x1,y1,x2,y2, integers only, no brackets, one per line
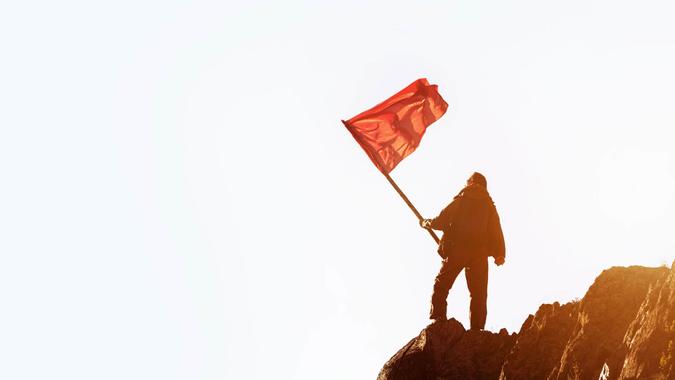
420,172,505,330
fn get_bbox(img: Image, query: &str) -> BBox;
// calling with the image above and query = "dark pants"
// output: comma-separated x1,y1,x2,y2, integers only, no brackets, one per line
430,249,488,330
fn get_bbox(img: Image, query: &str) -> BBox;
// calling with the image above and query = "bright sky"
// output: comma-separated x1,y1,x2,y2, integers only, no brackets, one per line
1,1,675,379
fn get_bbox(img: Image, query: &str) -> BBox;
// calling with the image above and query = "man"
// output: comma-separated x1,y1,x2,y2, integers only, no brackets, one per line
420,172,505,330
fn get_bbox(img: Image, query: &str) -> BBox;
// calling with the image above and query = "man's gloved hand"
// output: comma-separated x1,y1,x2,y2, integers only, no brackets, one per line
494,256,505,266
420,219,432,229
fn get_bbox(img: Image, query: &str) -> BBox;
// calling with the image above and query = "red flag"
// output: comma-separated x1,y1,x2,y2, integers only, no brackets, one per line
343,78,448,174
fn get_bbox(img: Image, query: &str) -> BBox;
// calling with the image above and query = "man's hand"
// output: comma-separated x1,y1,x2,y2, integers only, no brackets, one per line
494,256,505,266
420,219,432,229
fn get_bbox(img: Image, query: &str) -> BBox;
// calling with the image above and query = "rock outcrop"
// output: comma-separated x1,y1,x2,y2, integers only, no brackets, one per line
377,318,516,380
499,301,579,380
618,265,675,380
379,264,675,380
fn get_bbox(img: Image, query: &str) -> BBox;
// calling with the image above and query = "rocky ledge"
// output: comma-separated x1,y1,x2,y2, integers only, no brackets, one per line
378,263,675,380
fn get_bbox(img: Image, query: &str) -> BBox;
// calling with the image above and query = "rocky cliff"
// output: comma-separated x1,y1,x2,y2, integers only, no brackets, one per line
378,264,675,380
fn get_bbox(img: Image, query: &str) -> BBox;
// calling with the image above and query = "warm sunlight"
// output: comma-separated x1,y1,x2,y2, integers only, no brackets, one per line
595,149,674,225
1,1,674,380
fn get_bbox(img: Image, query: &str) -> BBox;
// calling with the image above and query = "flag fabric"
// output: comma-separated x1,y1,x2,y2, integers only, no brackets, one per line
343,78,448,174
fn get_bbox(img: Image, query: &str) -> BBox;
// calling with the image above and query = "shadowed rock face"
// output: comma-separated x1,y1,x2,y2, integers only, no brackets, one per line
379,264,674,380
499,301,579,380
377,319,517,380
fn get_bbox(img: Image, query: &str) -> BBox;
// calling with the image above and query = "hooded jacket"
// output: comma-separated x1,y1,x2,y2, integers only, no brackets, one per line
429,184,505,259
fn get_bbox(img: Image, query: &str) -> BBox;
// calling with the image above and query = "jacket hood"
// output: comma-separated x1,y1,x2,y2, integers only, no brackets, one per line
455,184,493,201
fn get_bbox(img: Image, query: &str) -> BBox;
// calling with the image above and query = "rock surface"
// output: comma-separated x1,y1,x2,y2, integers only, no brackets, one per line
378,264,675,380
618,264,675,380
377,318,516,380
499,301,579,380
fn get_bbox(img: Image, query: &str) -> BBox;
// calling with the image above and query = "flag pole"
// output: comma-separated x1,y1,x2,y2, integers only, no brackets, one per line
382,172,440,244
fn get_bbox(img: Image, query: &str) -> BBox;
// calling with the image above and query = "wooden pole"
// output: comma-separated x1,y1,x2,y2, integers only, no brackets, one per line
341,119,439,245
383,172,440,244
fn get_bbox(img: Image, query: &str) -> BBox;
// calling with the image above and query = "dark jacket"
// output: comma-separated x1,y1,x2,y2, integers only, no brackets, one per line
429,184,505,258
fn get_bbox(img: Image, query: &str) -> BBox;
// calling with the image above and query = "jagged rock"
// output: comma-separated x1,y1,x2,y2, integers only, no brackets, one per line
499,301,579,380
619,262,675,380
499,266,666,380
377,318,516,380
439,326,516,380
379,265,674,380
551,266,668,380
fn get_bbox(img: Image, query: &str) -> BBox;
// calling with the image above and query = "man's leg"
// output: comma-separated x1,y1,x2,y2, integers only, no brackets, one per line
430,254,465,320
465,255,489,330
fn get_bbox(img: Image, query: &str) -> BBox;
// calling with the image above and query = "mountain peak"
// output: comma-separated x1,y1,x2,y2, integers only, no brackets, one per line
378,264,674,380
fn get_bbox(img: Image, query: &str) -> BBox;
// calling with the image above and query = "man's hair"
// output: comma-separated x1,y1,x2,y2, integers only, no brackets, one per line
468,172,487,187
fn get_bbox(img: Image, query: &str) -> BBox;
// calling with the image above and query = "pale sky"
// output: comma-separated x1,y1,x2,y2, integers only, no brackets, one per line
1,1,674,379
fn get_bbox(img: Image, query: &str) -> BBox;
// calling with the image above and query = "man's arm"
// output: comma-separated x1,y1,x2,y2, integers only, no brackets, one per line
489,208,506,264
421,199,460,231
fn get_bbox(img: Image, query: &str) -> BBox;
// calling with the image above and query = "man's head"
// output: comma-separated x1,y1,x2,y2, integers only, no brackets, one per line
467,172,487,188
